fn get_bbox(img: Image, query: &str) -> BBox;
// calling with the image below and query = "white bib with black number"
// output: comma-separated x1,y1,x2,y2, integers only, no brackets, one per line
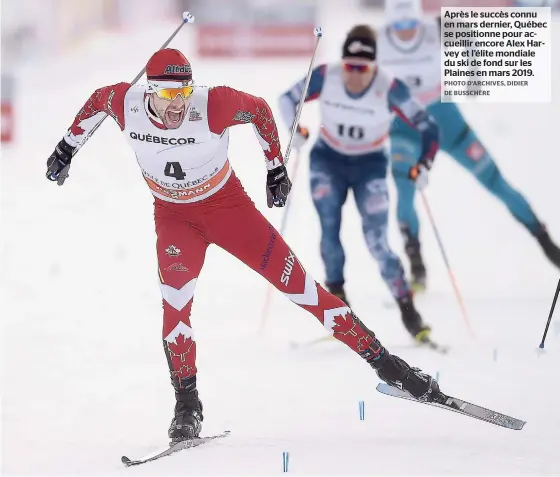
318,64,393,156
122,84,231,204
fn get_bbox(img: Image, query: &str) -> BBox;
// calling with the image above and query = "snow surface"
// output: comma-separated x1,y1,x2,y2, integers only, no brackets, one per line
2,7,560,477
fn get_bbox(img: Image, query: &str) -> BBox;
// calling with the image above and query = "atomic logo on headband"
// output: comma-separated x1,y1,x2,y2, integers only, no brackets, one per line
164,64,192,75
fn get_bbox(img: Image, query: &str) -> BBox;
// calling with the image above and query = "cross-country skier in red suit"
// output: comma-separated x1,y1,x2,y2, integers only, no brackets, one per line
46,48,441,442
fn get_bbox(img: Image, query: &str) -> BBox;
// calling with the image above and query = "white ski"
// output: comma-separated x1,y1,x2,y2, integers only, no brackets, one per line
121,430,231,466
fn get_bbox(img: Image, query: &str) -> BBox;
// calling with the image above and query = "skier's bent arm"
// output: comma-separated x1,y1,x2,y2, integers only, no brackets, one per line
46,82,130,184
387,78,440,168
278,64,326,137
207,86,291,208
207,86,284,170
64,82,130,148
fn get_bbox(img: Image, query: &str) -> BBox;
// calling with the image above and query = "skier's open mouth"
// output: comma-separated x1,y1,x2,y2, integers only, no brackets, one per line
167,109,184,123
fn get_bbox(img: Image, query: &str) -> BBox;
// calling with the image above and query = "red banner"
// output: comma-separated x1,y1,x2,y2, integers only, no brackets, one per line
423,0,512,12
197,25,317,58
1,102,14,143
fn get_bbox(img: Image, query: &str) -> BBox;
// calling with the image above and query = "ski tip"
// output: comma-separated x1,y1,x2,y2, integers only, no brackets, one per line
376,383,392,394
121,456,132,466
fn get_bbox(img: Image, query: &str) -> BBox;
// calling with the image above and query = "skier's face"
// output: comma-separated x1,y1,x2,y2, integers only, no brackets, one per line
342,60,376,94
151,88,192,129
391,18,420,42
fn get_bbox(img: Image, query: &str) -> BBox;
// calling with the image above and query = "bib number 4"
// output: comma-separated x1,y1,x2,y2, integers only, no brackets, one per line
337,124,365,140
164,162,187,180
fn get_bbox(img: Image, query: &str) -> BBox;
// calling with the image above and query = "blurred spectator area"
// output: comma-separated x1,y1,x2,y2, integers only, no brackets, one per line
1,0,557,144
1,0,177,65
3,0,558,65
183,0,319,57
1,0,319,63
360,0,558,8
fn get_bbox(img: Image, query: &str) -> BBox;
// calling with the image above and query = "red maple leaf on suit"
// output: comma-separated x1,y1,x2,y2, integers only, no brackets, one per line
70,122,85,137
332,312,358,337
69,105,87,136
167,334,196,378
68,85,124,138
332,312,377,354
357,334,374,351
168,333,193,358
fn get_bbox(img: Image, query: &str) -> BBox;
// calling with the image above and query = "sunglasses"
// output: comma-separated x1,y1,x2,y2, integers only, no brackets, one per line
392,19,420,31
343,63,372,73
154,85,194,101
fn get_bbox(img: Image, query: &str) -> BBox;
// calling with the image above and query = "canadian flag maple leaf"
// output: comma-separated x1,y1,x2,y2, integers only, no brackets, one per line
332,312,357,337
357,334,374,351
70,121,85,137
168,334,194,362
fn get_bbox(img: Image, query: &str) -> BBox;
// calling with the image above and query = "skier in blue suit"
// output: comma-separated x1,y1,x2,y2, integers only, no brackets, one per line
278,24,440,340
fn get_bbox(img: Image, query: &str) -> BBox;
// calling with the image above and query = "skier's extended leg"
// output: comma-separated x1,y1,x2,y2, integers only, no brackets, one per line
208,176,439,401
154,202,209,441
309,146,351,304
352,175,430,339
390,123,427,290
445,121,560,270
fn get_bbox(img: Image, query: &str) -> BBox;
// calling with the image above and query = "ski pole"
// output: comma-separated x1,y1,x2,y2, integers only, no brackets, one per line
419,190,475,338
539,278,559,349
283,27,323,166
258,27,323,335
71,12,195,157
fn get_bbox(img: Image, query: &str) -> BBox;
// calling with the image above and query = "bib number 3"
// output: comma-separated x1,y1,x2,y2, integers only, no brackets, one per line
405,76,422,88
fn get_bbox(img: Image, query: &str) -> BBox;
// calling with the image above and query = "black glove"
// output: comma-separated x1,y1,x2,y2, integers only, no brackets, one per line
46,138,76,185
266,165,292,208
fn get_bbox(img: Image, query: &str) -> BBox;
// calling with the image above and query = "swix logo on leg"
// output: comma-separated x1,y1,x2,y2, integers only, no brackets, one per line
280,250,296,286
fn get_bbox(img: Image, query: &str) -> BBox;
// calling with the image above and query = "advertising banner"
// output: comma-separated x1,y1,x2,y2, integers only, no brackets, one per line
192,0,318,57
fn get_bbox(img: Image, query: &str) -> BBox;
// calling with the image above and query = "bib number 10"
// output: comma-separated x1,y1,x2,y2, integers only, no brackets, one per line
164,162,187,180
337,124,364,140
